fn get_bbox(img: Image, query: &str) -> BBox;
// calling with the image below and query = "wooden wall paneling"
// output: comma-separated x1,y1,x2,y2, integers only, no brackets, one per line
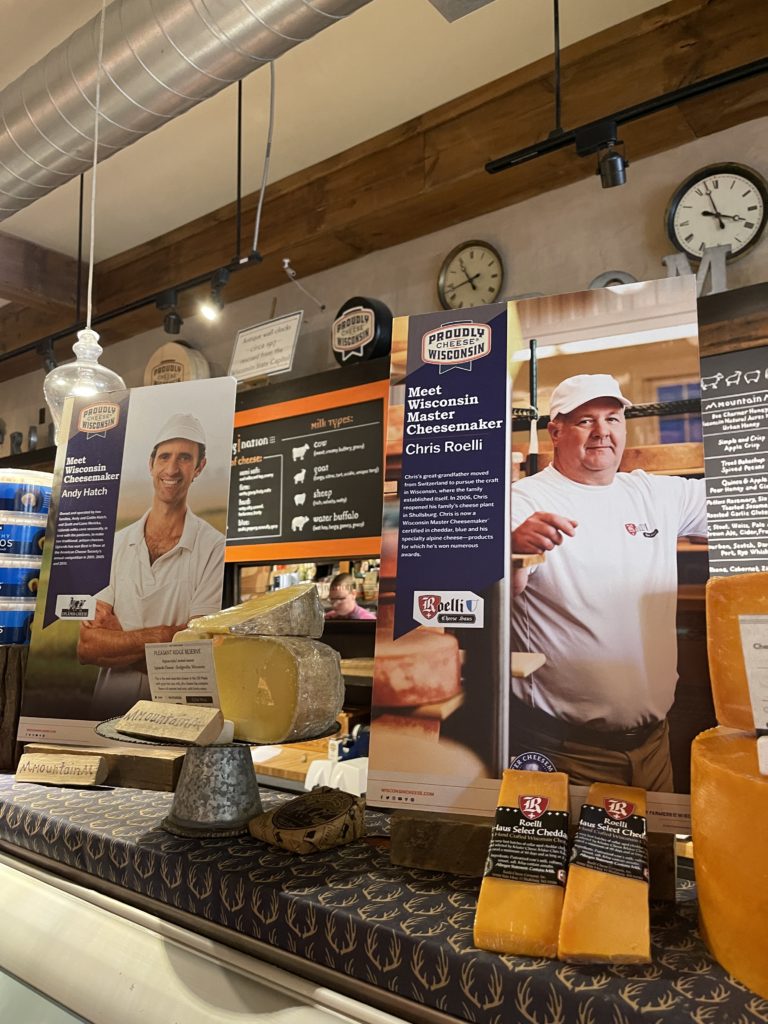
0,233,86,312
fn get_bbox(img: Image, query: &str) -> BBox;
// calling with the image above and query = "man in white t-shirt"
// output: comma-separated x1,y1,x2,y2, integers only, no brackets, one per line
78,413,225,718
512,373,707,791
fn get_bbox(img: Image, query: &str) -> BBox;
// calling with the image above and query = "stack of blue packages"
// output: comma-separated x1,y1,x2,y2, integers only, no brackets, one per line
0,470,52,645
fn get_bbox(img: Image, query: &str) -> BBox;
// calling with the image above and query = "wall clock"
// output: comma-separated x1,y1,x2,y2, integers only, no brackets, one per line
665,163,768,261
437,240,504,310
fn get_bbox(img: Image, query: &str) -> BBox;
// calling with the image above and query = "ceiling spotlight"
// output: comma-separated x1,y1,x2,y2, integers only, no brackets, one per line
575,120,628,190
597,144,628,189
200,267,230,322
156,288,183,334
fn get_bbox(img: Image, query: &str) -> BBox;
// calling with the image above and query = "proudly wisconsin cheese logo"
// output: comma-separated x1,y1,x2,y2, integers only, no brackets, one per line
421,321,491,366
78,402,120,435
332,306,374,359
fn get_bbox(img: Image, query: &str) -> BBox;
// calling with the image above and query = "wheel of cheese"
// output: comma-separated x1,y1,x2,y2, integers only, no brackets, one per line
706,574,765,731
373,628,461,707
143,341,210,386
691,727,768,1000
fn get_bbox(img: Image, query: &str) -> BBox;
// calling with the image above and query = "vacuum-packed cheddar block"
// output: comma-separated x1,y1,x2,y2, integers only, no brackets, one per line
706,574,768,731
473,769,569,957
558,782,650,963
692,727,768,1000
187,582,323,638
174,630,343,743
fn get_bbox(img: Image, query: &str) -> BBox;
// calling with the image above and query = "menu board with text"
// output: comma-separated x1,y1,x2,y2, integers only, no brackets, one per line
226,372,388,562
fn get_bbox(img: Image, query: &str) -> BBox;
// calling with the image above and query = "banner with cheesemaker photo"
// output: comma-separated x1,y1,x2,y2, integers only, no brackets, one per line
19,377,236,746
369,279,713,833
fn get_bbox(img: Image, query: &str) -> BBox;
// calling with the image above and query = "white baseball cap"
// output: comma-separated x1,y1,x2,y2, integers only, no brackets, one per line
549,374,632,419
154,413,206,447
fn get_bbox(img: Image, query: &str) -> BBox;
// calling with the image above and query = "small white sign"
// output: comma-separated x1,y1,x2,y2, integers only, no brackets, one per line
145,641,220,707
229,310,303,382
55,594,96,620
413,590,484,628
738,615,768,731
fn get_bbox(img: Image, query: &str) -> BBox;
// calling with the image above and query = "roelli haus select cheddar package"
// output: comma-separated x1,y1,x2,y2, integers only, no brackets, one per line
368,278,716,832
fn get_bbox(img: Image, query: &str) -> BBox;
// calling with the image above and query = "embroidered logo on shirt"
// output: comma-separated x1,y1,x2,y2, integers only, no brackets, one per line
625,523,637,535
625,522,659,539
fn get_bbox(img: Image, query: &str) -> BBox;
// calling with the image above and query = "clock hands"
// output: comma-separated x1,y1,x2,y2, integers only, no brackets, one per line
458,257,479,291
702,183,726,229
445,271,481,295
701,210,746,223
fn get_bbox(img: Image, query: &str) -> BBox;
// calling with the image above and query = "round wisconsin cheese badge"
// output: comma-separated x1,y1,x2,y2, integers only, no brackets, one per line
144,341,210,386
332,296,392,365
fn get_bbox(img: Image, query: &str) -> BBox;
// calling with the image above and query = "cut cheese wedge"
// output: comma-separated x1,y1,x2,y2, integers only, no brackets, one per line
187,582,323,638
473,769,569,957
373,628,461,707
558,782,650,963
174,630,343,743
692,727,768,1000
706,574,768,731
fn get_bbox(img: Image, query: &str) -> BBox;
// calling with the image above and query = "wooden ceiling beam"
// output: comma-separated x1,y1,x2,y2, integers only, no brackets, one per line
0,232,85,314
0,0,765,382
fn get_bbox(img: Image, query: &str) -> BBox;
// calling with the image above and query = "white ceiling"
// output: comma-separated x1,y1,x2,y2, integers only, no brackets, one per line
0,0,669,261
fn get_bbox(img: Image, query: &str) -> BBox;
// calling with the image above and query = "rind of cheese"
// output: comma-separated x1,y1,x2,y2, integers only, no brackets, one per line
174,630,343,743
187,582,323,638
558,783,650,964
473,769,569,957
373,629,461,707
705,574,765,731
692,727,768,1000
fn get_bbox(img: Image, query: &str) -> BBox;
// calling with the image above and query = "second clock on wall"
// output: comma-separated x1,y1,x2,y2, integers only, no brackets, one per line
437,240,504,310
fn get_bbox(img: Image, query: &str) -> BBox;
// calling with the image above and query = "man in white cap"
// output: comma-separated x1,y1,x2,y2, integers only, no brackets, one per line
511,373,707,791
79,413,225,716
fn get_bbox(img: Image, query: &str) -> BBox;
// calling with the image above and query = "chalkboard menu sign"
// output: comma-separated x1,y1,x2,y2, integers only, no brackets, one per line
226,370,388,563
701,344,768,576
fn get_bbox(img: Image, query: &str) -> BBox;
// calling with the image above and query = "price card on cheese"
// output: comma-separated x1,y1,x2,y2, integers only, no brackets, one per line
738,615,768,731
145,641,220,708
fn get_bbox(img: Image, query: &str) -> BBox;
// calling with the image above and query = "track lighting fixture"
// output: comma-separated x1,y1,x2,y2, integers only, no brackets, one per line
156,289,184,334
575,121,628,190
199,267,230,322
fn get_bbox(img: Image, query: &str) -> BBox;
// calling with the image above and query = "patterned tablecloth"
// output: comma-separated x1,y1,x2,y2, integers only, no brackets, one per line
0,774,764,1024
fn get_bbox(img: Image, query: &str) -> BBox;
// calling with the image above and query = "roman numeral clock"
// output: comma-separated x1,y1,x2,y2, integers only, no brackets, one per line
665,162,768,261
437,239,504,310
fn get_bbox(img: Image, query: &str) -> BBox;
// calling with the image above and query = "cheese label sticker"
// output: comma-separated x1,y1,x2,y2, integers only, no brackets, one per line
483,805,569,886
738,614,768,732
145,641,220,707
570,803,649,882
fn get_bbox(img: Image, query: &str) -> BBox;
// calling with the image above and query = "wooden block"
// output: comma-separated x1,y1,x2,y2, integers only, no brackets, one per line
0,645,28,771
390,809,493,877
340,658,375,678
255,748,327,783
115,701,223,746
410,690,464,720
512,553,545,569
24,743,185,792
16,752,108,787
649,831,677,903
512,652,546,678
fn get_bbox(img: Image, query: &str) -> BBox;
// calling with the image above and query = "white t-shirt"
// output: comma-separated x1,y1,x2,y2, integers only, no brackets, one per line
90,508,225,717
512,466,707,730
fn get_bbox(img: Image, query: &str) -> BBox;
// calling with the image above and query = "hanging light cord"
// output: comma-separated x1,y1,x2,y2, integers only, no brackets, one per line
251,60,275,256
85,0,108,330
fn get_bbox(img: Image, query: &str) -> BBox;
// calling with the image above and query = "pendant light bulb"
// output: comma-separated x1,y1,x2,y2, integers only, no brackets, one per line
43,328,126,444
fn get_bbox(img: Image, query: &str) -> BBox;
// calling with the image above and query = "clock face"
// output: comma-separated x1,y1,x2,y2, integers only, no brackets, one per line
438,240,504,310
666,163,768,261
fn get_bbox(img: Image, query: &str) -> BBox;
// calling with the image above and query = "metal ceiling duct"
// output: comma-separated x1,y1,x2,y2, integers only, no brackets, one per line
0,0,372,220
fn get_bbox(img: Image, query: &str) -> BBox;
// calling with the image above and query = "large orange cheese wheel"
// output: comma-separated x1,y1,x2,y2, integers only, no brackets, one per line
691,727,768,999
705,574,765,731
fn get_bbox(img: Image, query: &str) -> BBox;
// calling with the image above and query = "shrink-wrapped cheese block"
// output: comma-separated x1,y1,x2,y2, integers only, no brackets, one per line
173,630,343,743
473,769,569,957
705,574,768,731
187,582,323,638
692,727,768,1000
373,628,461,707
558,783,650,963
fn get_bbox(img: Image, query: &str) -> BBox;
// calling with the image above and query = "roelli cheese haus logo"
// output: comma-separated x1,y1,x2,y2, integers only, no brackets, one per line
519,795,549,821
625,522,659,539
332,306,374,360
413,590,484,628
78,402,120,436
421,321,491,371
604,798,635,821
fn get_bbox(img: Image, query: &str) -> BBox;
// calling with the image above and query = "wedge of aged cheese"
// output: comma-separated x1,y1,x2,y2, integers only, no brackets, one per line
473,769,569,957
558,783,650,963
373,628,461,707
692,727,768,1000
187,582,323,638
173,630,343,743
706,574,767,731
